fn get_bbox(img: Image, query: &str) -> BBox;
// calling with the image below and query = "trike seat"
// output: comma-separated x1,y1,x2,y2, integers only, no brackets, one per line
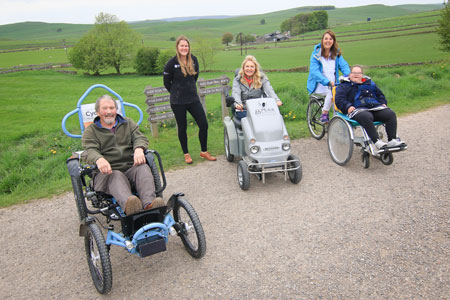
336,111,384,127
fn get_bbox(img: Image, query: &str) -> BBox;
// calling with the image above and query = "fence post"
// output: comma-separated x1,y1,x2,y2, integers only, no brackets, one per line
197,78,207,114
144,85,159,138
221,75,229,121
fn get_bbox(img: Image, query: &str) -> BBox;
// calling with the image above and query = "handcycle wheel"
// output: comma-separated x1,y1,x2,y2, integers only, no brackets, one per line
67,159,88,220
224,128,234,162
380,152,394,165
148,158,163,198
327,117,354,166
70,175,88,221
237,160,250,190
173,198,206,259
84,222,112,294
362,152,370,169
287,154,302,184
307,98,326,140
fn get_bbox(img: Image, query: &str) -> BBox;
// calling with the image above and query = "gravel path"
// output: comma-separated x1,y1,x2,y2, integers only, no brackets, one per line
1,105,449,300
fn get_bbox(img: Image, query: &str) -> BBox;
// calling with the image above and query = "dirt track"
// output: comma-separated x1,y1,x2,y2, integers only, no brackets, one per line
1,105,449,299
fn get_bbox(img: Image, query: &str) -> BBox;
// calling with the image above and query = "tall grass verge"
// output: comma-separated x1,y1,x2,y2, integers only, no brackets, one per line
0,61,449,207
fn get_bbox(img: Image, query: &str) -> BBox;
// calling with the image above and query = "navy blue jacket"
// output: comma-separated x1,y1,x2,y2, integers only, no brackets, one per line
335,78,387,114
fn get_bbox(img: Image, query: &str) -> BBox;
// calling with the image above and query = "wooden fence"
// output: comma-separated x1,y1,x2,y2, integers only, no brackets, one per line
144,75,230,137
0,63,73,74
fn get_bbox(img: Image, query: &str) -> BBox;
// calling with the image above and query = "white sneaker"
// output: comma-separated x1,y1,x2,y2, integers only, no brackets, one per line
374,139,387,149
387,138,405,147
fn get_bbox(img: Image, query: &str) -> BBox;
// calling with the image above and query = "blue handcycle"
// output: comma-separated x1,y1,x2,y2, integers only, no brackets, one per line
62,84,206,294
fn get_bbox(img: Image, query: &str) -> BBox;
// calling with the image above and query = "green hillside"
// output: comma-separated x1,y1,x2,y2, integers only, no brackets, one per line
0,3,443,50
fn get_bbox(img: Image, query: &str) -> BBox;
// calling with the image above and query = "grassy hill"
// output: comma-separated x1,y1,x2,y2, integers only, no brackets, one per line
0,3,444,50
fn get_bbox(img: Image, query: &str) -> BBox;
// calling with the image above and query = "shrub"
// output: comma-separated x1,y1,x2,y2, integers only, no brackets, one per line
134,47,160,75
155,49,176,74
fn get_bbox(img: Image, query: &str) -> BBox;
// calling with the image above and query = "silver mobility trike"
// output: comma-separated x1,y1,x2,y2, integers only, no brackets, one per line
62,84,206,294
223,95,302,190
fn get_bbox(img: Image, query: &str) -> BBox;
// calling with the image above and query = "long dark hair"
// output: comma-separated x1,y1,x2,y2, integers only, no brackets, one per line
320,30,342,59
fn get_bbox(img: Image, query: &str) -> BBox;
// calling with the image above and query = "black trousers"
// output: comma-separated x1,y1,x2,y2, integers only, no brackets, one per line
171,101,208,154
351,108,397,143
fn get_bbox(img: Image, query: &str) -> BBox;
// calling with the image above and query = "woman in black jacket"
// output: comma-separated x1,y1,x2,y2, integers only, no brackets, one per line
163,35,216,164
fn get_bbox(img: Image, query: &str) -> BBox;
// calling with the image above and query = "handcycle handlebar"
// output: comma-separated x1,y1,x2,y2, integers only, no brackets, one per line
62,83,144,139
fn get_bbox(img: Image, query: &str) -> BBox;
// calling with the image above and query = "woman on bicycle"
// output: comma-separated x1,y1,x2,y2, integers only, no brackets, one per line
307,30,350,123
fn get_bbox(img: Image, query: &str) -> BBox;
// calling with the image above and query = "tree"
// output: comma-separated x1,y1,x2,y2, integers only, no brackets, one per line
94,12,141,74
69,32,109,76
260,19,266,25
437,1,450,52
222,32,233,46
280,11,328,36
69,12,141,75
134,47,160,75
192,37,219,71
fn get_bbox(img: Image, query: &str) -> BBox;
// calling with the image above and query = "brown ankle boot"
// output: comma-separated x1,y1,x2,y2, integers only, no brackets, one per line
125,195,143,215
184,153,193,164
144,197,165,210
200,151,216,161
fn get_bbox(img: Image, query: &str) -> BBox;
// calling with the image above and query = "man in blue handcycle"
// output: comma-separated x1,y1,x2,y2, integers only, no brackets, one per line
335,65,406,150
81,95,165,215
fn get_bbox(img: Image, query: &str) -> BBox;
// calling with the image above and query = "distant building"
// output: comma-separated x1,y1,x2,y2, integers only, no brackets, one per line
261,31,291,42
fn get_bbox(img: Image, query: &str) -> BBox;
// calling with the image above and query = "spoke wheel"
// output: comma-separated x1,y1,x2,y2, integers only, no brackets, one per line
224,128,234,162
307,98,325,140
287,154,302,184
237,160,250,190
327,117,354,166
85,223,112,294
380,152,394,165
173,198,206,258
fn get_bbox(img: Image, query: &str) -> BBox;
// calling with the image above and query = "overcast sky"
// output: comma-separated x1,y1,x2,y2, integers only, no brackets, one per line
0,0,443,25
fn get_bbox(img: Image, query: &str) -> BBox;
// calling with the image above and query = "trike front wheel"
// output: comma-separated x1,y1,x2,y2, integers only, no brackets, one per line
84,222,112,294
173,198,206,259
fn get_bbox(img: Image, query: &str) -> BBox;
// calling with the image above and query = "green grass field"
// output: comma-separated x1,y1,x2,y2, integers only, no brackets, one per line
0,3,449,207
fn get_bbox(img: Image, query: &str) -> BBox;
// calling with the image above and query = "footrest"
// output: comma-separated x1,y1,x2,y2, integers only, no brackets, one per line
378,144,408,154
138,237,166,257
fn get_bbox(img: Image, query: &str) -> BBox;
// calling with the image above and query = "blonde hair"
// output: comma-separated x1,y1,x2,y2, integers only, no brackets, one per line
239,55,263,89
175,35,197,77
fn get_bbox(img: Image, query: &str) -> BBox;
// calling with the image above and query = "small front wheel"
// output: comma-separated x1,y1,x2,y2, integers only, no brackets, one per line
173,198,206,259
237,160,250,190
287,154,302,184
85,222,112,294
362,152,370,169
380,152,394,165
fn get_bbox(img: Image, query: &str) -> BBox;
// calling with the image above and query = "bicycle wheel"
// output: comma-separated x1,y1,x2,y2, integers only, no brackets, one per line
307,98,325,140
